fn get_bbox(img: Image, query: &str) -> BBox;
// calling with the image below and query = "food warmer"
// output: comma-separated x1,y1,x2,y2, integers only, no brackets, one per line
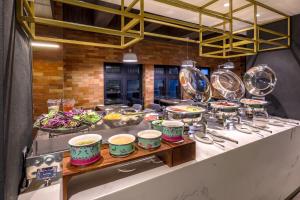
210,68,245,129
164,65,211,133
179,65,211,102
240,64,277,118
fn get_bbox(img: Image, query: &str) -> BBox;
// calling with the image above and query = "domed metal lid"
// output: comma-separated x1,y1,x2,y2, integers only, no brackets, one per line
179,66,211,102
243,64,277,96
211,69,245,100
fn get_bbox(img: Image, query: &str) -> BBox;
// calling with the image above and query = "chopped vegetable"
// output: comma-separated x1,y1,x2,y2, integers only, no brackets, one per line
34,109,101,130
104,113,122,120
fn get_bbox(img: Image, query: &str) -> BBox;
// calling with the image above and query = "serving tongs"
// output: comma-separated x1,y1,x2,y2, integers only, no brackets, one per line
207,129,239,144
241,121,272,133
234,124,264,137
193,133,225,149
270,116,299,125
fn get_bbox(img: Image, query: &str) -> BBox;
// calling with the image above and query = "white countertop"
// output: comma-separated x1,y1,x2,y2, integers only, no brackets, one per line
19,118,300,200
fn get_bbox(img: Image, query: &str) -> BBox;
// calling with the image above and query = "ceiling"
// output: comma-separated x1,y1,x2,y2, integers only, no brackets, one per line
33,0,300,41
101,0,298,31
35,0,300,19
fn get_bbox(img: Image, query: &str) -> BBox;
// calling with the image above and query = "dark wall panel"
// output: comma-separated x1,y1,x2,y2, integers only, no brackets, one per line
247,14,300,120
2,0,33,200
0,0,5,199
247,50,300,119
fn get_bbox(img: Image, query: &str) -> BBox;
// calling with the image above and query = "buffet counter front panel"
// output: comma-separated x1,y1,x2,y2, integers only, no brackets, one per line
19,123,300,200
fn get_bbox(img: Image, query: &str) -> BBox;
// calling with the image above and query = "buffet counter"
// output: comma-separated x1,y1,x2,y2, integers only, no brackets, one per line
19,119,300,200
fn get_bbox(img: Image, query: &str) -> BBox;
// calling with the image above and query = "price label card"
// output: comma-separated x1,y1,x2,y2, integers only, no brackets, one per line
36,166,57,180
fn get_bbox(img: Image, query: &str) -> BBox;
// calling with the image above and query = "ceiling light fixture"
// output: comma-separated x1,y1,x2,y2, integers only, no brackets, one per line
123,49,138,63
256,13,260,17
31,41,60,48
220,61,235,69
224,3,229,7
181,38,196,68
182,60,196,67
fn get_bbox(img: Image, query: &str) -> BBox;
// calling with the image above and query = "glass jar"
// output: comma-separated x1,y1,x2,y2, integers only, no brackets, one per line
62,99,75,112
47,99,60,113
253,110,269,128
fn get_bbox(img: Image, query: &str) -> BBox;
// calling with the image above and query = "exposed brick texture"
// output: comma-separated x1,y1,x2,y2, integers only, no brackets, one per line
32,49,64,117
143,64,154,107
32,25,245,117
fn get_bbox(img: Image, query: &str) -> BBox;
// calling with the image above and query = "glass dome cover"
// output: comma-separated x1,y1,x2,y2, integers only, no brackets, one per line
244,64,277,96
211,69,245,100
179,66,211,102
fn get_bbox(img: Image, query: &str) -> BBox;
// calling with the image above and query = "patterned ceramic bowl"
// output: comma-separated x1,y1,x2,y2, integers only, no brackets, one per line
151,120,164,132
108,134,136,157
68,134,102,166
137,130,162,150
162,120,184,142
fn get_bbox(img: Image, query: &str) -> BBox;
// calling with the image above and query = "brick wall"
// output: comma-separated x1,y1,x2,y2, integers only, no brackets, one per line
32,48,64,117
143,64,154,107
63,47,105,108
32,26,245,117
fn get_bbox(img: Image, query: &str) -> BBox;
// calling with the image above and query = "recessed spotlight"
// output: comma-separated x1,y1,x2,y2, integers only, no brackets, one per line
224,3,229,7
256,13,260,17
31,42,60,48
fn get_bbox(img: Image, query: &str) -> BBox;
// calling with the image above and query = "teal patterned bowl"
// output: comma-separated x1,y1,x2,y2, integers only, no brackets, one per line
137,130,162,150
151,120,164,132
108,134,136,157
162,120,184,142
68,134,102,166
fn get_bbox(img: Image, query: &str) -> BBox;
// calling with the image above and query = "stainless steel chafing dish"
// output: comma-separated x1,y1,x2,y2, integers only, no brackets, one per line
165,105,206,121
179,66,211,102
210,69,245,129
241,64,277,118
244,64,277,97
239,98,269,118
173,65,211,133
209,101,241,129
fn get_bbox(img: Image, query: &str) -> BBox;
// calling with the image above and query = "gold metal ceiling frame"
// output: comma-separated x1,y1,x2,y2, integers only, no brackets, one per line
16,0,144,49
16,0,290,58
198,0,290,58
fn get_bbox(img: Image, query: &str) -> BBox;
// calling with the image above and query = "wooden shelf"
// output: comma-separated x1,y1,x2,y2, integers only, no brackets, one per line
63,143,172,177
63,136,195,200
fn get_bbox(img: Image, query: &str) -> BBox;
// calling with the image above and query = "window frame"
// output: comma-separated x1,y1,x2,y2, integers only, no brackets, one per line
154,65,181,100
104,63,143,105
197,66,211,80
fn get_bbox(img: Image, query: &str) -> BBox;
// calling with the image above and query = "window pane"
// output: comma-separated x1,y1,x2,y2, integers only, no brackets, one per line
155,68,165,75
127,65,140,74
168,67,179,75
154,79,165,98
200,68,210,76
105,65,121,73
105,80,122,104
167,79,179,98
127,80,141,104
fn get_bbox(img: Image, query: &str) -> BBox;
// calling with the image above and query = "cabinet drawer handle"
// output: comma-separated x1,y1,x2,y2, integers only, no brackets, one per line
117,168,137,173
151,159,163,164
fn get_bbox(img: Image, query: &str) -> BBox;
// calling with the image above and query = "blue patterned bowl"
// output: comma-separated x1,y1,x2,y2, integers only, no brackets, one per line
68,134,102,166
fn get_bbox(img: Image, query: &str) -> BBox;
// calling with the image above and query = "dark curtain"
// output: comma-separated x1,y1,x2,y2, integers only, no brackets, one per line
1,0,33,200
